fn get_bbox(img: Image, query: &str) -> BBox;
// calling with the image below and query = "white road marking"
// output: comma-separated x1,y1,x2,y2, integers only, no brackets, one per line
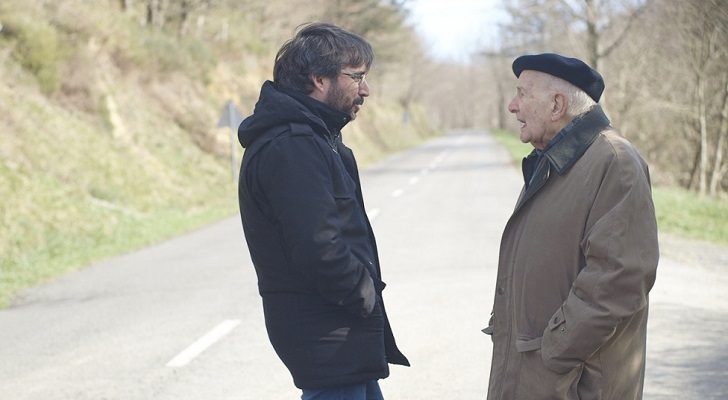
391,189,405,198
429,150,451,170
166,319,241,368
408,176,420,185
368,208,381,220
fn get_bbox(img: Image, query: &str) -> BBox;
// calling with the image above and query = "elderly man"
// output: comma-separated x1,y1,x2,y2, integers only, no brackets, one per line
237,23,408,400
484,53,659,400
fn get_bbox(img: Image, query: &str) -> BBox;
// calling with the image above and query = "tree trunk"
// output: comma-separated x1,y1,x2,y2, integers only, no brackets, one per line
709,77,728,196
179,0,190,36
146,0,166,28
158,0,168,28
497,83,506,130
195,14,206,38
217,18,228,42
584,0,600,70
146,0,156,26
697,74,709,195
687,128,701,191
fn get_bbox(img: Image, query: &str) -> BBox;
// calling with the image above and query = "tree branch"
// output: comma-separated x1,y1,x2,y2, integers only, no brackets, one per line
555,0,586,22
599,0,648,59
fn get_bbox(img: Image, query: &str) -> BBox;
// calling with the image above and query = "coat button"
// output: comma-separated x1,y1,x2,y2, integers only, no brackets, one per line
560,327,566,332
496,287,505,295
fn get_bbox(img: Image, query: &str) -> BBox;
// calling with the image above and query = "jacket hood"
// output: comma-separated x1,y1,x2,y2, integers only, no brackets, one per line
238,81,329,148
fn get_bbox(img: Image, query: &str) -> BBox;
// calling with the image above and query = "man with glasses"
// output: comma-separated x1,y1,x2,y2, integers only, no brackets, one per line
237,22,409,400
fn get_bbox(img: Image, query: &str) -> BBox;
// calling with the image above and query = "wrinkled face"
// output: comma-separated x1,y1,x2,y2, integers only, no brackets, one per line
324,64,370,120
507,70,556,150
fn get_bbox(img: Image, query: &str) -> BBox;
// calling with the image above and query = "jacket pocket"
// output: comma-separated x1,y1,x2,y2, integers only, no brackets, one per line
548,307,566,332
514,349,582,400
332,194,356,222
542,307,579,374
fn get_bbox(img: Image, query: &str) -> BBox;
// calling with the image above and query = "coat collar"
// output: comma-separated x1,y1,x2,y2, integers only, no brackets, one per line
515,105,611,211
281,87,352,133
543,105,611,175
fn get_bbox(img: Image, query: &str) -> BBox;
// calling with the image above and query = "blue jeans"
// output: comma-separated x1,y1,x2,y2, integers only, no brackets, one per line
301,380,384,400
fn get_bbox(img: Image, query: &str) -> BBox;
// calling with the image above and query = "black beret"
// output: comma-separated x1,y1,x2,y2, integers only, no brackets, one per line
512,53,605,102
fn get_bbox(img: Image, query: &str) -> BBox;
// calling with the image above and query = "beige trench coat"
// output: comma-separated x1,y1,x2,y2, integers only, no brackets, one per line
486,106,659,400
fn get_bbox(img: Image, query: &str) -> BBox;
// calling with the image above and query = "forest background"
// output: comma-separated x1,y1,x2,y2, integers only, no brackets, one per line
0,0,726,307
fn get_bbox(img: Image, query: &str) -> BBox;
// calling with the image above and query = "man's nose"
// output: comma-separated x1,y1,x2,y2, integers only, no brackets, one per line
507,97,518,113
359,79,370,97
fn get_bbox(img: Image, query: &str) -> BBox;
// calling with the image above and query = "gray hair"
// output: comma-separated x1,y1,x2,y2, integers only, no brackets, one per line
545,76,596,117
273,22,374,94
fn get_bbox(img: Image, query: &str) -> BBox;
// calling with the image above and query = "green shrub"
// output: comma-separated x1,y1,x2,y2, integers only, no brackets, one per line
0,13,65,93
115,28,216,82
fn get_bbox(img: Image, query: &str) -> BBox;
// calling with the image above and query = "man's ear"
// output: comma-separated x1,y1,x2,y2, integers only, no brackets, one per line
309,74,329,101
551,92,568,121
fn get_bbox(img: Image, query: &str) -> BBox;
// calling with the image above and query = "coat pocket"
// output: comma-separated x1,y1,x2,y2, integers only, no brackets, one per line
332,193,356,223
514,349,582,400
542,307,581,374
548,307,567,332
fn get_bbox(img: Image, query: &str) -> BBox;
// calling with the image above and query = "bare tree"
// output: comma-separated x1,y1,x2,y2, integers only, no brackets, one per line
663,0,728,195
711,76,728,195
146,0,168,28
120,0,133,12
175,0,215,36
555,0,648,71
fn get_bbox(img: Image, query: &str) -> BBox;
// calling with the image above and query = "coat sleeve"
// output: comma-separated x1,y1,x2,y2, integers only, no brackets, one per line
541,142,659,373
256,133,376,318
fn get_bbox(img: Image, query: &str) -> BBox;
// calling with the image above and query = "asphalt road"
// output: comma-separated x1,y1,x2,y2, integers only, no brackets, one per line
1,130,726,399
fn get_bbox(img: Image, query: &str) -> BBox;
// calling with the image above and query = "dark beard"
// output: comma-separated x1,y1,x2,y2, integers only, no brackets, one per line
327,82,363,117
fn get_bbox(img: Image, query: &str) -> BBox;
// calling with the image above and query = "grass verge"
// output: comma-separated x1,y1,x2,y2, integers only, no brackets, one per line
490,128,532,162
489,129,728,245
1,198,237,308
652,187,728,244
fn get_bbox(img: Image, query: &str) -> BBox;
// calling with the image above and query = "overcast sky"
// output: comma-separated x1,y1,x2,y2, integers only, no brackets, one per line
404,0,508,63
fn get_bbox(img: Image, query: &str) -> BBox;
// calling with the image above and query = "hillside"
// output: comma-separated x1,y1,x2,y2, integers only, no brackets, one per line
0,1,439,307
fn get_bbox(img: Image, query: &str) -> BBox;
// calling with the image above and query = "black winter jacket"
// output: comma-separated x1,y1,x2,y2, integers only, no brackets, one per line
237,81,409,389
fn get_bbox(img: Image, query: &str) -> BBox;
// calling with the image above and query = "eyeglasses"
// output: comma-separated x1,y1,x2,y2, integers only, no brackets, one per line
341,71,367,85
